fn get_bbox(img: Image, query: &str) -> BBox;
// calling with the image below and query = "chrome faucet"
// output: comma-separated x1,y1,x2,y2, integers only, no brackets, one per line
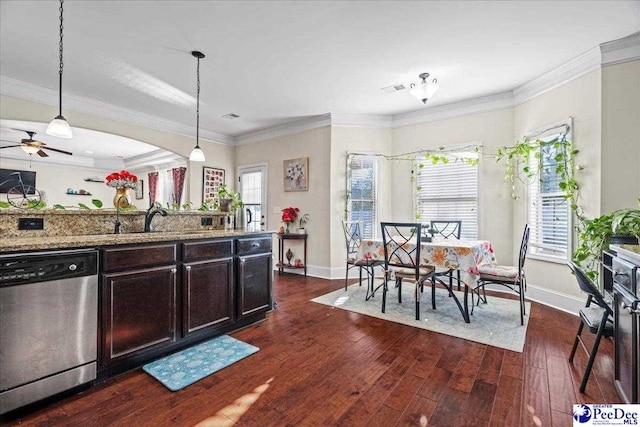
144,202,168,232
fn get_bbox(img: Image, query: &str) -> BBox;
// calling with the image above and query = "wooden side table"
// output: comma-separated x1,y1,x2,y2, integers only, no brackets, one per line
276,233,307,276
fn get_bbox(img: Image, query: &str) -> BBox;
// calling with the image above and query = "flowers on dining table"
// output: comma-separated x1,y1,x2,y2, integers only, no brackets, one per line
281,206,299,226
105,170,138,189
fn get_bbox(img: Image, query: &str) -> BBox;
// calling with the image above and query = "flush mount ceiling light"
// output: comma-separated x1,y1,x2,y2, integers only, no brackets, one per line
189,51,206,162
46,0,73,139
409,72,439,104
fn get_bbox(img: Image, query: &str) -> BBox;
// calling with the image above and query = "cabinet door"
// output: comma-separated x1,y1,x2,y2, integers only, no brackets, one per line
237,252,272,319
101,265,177,366
183,257,234,336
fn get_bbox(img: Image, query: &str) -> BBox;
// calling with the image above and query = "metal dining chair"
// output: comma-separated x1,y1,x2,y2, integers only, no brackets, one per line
430,220,463,291
342,221,381,297
380,222,435,320
567,261,614,393
472,224,529,325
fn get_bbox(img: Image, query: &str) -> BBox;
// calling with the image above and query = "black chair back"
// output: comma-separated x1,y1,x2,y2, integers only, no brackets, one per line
342,221,362,258
518,224,530,276
567,261,613,316
380,222,422,281
430,220,462,240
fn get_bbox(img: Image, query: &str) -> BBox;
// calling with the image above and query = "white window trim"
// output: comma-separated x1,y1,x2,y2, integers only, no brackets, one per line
346,153,379,239
524,118,573,263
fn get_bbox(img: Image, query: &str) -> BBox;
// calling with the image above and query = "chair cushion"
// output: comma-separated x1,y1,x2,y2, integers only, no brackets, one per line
389,265,434,278
348,257,383,266
580,306,614,334
478,264,518,281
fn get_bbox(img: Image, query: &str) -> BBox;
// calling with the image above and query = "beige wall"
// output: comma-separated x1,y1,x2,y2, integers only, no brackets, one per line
391,108,515,265
513,69,602,299
601,60,640,212
0,157,115,208
330,126,392,271
0,95,236,207
235,127,332,272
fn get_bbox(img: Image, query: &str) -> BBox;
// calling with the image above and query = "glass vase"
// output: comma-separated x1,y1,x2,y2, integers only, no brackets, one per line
113,187,132,209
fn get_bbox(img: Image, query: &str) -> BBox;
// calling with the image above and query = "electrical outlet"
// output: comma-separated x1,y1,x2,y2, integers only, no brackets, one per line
273,206,281,214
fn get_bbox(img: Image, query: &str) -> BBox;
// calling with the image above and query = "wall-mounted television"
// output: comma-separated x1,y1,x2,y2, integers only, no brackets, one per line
0,169,37,194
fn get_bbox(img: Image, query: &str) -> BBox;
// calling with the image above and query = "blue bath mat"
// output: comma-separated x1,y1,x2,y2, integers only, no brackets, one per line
143,335,259,391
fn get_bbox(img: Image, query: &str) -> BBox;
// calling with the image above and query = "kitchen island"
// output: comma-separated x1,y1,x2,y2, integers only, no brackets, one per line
0,214,274,413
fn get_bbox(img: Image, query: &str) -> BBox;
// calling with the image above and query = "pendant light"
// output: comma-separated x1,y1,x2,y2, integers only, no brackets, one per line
46,0,73,138
409,72,439,104
189,51,206,162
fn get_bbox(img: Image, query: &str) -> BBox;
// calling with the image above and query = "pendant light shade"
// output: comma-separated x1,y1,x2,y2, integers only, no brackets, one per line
409,72,439,104
47,0,72,138
46,115,73,138
189,146,205,162
190,50,206,162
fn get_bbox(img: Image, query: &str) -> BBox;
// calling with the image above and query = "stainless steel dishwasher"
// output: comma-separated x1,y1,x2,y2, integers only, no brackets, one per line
0,249,98,414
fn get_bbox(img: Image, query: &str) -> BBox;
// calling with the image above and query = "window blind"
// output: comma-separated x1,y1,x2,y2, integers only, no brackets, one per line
348,155,378,239
415,152,478,240
527,139,570,260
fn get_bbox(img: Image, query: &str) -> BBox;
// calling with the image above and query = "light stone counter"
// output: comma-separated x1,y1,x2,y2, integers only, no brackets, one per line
0,229,274,253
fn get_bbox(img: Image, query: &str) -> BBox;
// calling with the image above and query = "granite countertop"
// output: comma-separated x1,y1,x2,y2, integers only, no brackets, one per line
610,244,640,265
0,229,275,253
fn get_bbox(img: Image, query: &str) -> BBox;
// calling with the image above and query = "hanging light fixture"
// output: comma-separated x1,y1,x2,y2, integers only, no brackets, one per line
409,72,439,104
46,0,73,138
189,51,206,162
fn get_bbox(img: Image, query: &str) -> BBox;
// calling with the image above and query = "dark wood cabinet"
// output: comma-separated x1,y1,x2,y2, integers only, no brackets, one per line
237,252,272,319
182,257,234,335
97,234,272,379
101,265,177,366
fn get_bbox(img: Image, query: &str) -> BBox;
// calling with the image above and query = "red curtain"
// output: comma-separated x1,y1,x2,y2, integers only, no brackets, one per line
148,172,159,206
172,167,187,205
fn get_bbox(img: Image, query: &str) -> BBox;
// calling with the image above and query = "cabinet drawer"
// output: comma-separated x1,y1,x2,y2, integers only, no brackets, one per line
236,236,272,255
102,243,177,272
183,239,233,262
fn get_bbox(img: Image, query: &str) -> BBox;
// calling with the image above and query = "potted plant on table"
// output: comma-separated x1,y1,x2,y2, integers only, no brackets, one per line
281,206,299,234
216,184,243,213
297,213,310,234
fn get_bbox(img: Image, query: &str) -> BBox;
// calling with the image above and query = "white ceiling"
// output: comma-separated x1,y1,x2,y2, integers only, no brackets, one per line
0,119,170,168
1,1,639,142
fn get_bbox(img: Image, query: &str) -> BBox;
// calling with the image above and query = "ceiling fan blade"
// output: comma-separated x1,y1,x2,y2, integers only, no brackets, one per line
42,146,73,156
37,150,49,157
0,145,23,149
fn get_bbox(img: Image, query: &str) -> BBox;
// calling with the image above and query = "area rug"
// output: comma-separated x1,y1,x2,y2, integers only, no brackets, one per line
312,283,530,352
143,335,259,391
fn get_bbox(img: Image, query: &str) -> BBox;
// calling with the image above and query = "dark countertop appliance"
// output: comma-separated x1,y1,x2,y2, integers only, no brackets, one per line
609,244,640,404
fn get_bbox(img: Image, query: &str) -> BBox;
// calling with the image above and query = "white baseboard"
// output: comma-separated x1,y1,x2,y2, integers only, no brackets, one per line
482,283,581,316
271,264,333,279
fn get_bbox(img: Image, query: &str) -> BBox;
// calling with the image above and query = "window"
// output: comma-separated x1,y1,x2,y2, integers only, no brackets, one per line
527,135,570,261
347,155,378,239
415,151,479,239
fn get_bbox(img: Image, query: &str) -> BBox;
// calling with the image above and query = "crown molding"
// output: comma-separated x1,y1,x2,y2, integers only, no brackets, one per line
234,114,332,146
391,91,515,128
513,47,602,105
329,113,392,128
124,148,185,170
600,31,640,67
0,76,235,146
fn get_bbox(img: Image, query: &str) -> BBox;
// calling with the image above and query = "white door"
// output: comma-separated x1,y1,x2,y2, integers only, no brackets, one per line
238,164,267,231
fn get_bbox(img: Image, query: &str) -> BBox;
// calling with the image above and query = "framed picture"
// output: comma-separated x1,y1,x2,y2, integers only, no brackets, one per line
135,180,144,200
283,157,309,192
202,167,225,202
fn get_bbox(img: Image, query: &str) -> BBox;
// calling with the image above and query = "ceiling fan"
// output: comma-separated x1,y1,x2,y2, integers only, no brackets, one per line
0,130,73,157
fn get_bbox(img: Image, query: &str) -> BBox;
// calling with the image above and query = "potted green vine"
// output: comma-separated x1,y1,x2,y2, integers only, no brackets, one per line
216,184,243,213
573,206,640,280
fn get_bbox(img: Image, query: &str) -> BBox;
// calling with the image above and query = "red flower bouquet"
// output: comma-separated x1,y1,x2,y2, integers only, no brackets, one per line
105,170,138,189
281,206,299,230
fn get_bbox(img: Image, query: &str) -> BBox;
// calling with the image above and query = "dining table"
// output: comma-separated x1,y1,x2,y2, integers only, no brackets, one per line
356,238,496,323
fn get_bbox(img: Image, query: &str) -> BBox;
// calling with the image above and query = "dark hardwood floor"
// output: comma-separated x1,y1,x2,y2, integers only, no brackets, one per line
4,274,618,426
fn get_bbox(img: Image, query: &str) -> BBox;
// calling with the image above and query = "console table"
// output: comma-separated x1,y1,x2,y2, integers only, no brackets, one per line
276,233,307,276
